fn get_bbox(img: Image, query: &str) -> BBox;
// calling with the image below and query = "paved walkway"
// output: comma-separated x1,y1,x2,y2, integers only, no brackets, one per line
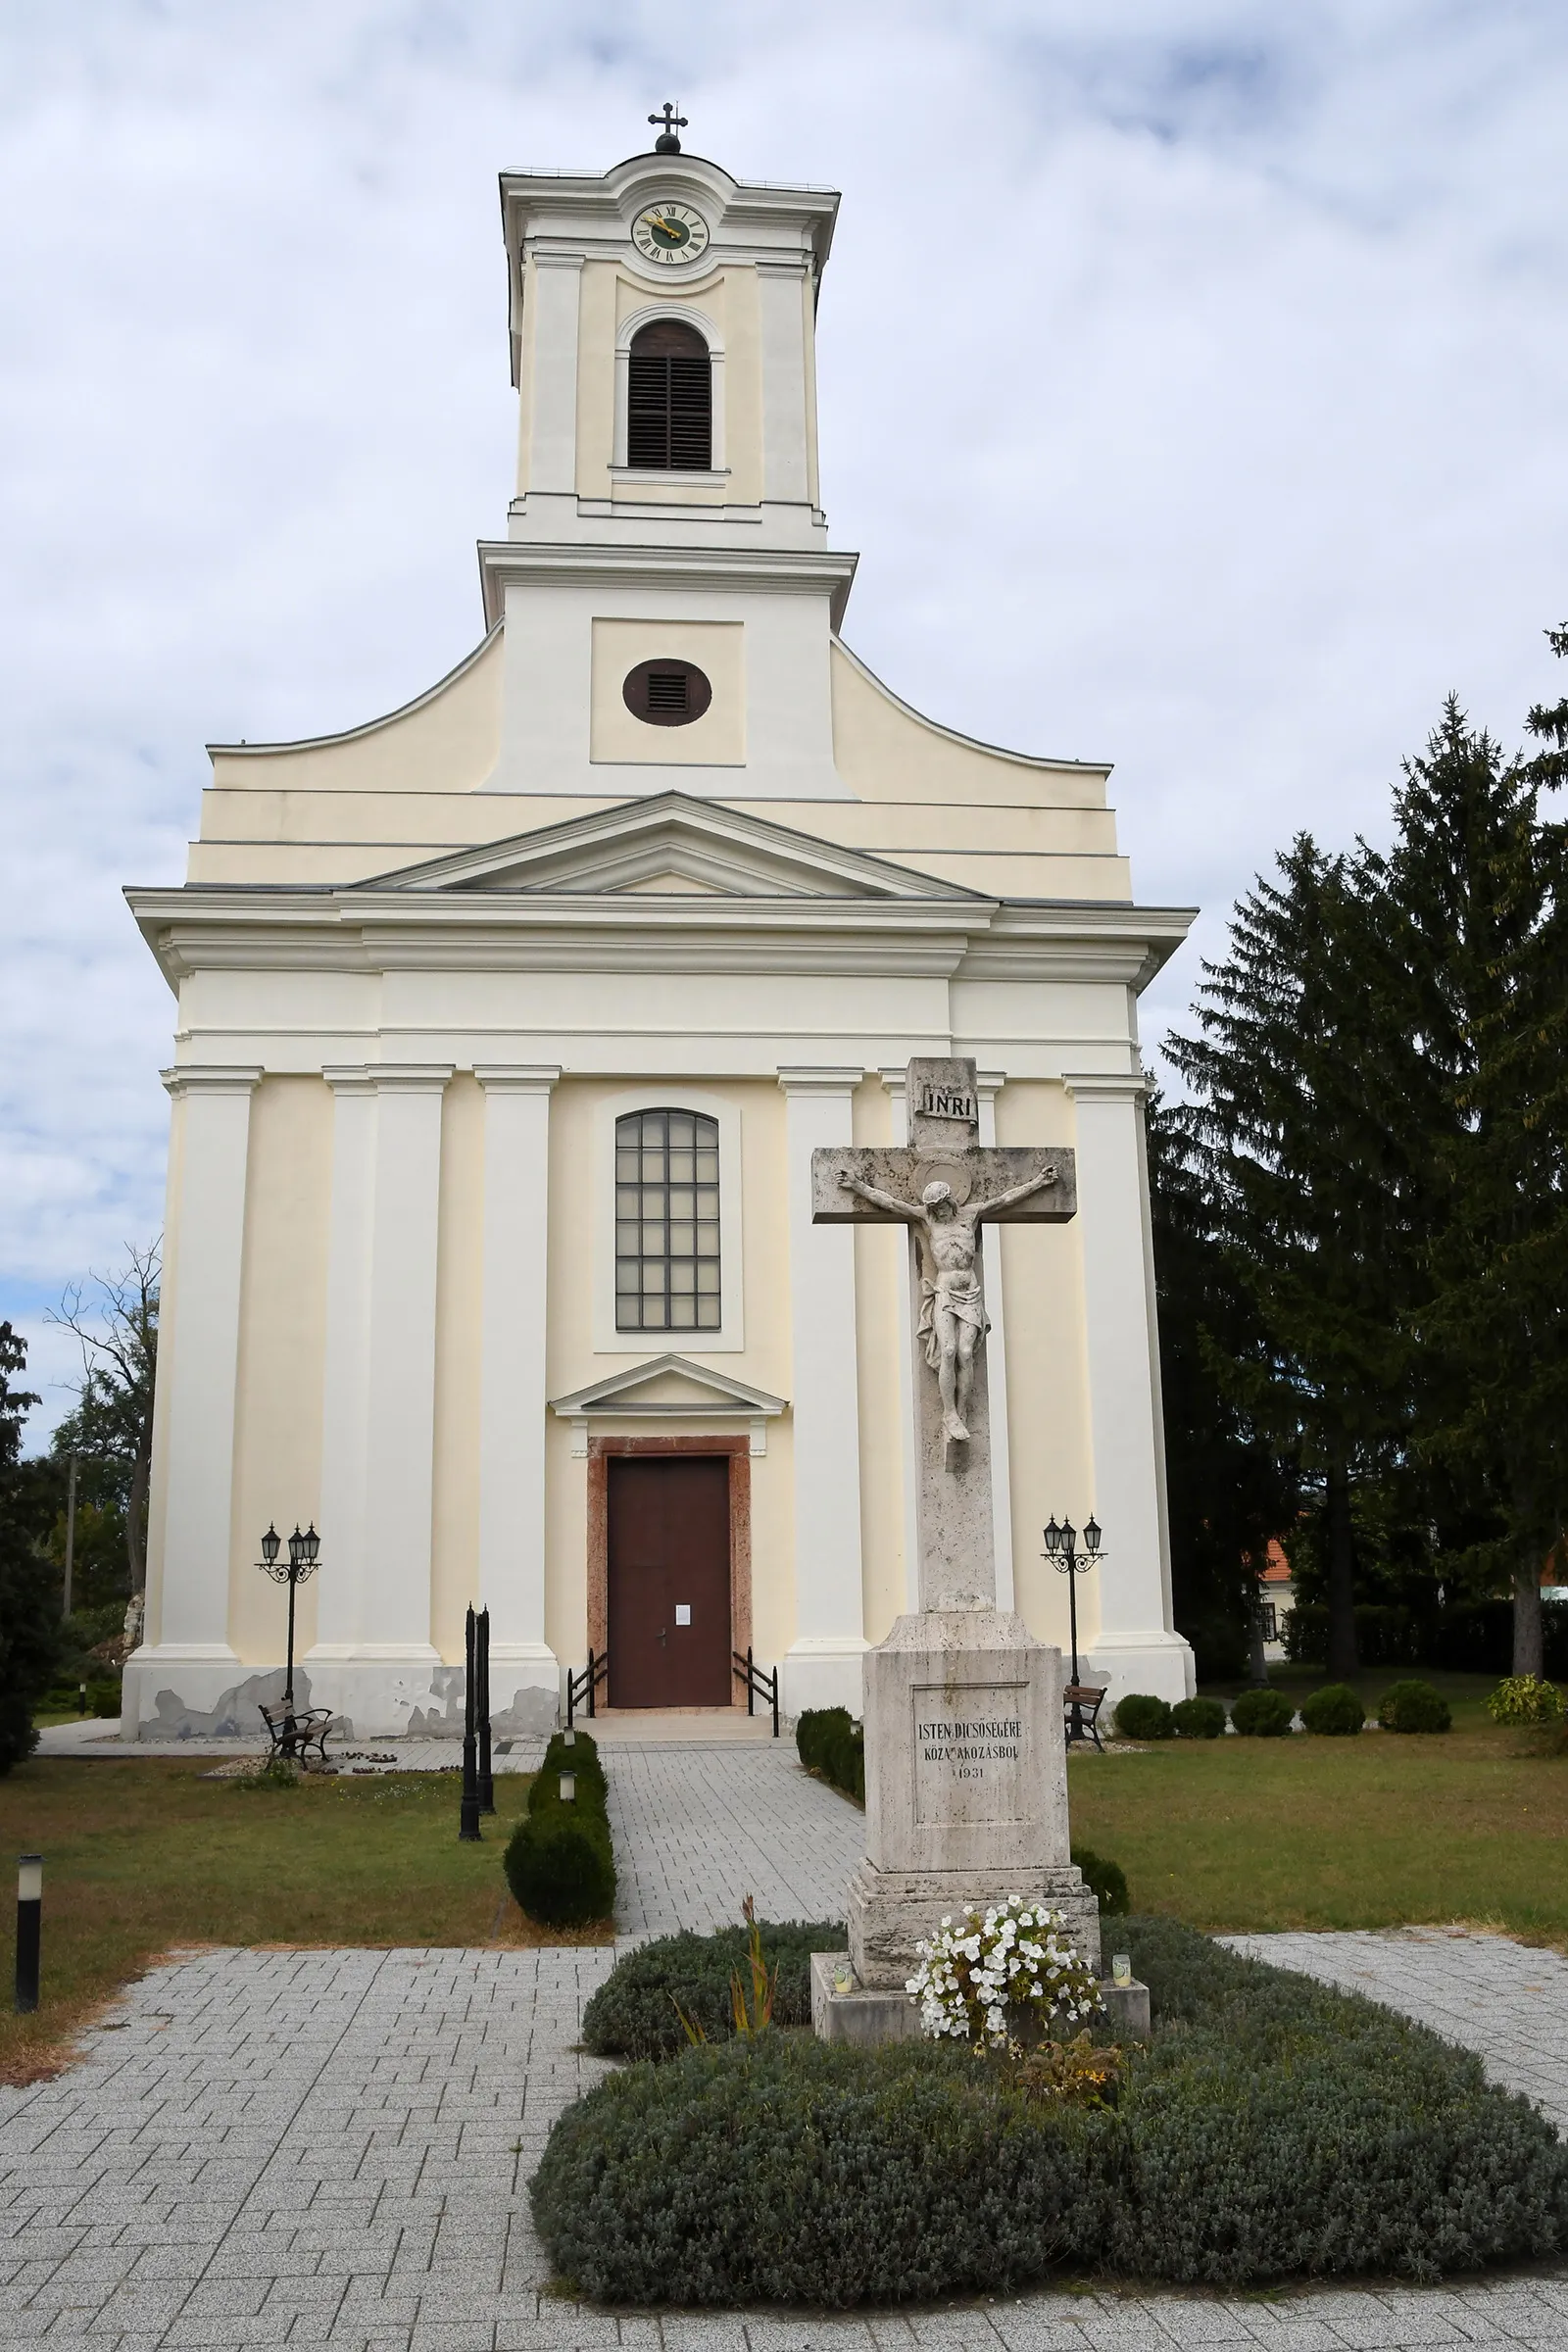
606,1743,862,1934
5,1743,1568,2350
1226,1928,1568,2124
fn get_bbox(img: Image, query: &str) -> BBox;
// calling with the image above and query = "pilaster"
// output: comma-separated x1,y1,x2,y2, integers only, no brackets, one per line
778,1067,869,1713
526,252,584,497
139,1066,262,1663
1063,1070,1194,1704
758,259,811,509
475,1064,563,1723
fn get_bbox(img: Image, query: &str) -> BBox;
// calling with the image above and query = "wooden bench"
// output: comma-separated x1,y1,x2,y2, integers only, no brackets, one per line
1062,1684,1108,1751
258,1703,334,1766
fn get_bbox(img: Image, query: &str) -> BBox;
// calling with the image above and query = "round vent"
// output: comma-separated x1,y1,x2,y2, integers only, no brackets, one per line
622,659,712,727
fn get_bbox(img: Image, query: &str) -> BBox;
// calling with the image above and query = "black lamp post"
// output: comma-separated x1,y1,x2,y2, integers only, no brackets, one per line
256,1522,321,1720
1044,1512,1103,1747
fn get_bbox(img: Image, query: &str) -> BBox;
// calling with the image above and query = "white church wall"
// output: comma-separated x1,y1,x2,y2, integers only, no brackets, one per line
491,572,845,803
542,1409,588,1671
588,617,745,766
184,783,1130,896
991,1077,1095,1662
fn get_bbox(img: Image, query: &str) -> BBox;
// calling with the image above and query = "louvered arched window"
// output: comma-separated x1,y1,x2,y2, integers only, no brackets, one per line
627,319,712,471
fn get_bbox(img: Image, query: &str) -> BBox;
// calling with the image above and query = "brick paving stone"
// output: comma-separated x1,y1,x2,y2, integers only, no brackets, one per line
603,1744,861,1934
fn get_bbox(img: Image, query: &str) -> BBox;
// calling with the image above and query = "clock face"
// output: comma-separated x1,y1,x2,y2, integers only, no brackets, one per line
631,200,710,267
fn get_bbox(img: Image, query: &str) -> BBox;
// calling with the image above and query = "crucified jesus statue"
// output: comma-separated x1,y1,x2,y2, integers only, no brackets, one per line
836,1166,1057,1444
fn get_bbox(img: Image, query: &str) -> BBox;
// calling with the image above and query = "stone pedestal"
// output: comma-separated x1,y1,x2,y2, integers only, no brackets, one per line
846,1606,1101,1988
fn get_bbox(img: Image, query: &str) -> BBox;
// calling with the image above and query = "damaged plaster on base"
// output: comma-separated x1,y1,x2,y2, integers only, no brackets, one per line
122,1659,564,1741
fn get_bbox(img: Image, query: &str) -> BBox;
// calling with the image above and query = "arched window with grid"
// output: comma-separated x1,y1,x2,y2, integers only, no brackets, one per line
614,1108,721,1332
626,318,712,470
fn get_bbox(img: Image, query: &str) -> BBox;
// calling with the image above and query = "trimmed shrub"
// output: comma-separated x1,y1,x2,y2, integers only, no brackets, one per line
1379,1679,1453,1734
1486,1675,1563,1728
796,1706,853,1772
1113,1692,1172,1741
1299,1683,1366,1737
531,1914,1568,2303
581,1919,844,2060
1170,1696,1226,1740
504,1728,615,1927
798,1705,864,1801
1230,1687,1295,1738
533,1729,608,1808
1070,1844,1129,1916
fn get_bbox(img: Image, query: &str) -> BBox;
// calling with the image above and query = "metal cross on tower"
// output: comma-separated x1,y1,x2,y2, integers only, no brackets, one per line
649,102,687,153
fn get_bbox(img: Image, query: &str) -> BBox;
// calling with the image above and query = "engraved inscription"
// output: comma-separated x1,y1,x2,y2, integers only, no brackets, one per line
912,1683,1029,1826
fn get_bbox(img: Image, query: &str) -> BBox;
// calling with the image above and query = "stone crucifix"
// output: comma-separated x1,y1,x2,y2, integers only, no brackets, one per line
812,1058,1076,1612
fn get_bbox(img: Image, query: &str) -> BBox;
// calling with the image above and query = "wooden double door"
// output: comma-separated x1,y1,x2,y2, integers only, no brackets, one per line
607,1455,733,1708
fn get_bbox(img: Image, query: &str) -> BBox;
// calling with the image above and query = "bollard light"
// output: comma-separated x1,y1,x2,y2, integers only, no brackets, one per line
16,1854,42,2014
559,1772,576,1803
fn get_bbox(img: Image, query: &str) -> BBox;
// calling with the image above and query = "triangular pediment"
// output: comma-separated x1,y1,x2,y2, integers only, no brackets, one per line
358,792,982,903
549,1352,788,1420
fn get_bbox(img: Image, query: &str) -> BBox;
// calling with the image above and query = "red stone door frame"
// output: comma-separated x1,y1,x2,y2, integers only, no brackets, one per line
585,1434,752,1705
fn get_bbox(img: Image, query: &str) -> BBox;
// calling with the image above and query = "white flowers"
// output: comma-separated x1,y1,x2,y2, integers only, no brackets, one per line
906,1898,1102,2049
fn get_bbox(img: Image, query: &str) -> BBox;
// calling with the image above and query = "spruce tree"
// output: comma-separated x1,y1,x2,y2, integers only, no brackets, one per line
1165,839,1426,1679
1371,682,1568,1674
1146,1091,1300,1678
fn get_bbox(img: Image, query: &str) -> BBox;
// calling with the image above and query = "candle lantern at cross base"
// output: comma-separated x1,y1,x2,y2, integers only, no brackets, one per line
255,1522,322,1722
1044,1513,1103,1747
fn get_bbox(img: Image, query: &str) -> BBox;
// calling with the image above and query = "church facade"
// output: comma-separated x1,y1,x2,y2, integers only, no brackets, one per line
122,131,1197,1740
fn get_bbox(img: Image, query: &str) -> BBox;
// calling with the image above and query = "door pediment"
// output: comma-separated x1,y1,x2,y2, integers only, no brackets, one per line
550,1352,788,1457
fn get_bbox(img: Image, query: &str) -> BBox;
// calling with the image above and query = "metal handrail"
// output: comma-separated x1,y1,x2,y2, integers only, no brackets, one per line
733,1646,780,1739
566,1647,609,1728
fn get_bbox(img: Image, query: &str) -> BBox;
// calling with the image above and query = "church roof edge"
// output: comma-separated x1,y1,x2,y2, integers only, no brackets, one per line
833,638,1112,778
204,623,502,762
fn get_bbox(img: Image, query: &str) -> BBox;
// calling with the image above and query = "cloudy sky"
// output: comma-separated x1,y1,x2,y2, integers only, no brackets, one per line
3,0,1566,1443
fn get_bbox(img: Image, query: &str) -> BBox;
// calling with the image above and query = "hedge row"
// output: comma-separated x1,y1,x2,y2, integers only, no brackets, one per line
503,1730,615,1926
531,1914,1568,2303
796,1706,864,1801
581,1917,843,2060
1115,1680,1451,1740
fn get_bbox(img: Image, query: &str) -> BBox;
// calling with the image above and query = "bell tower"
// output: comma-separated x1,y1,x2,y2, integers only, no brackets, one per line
478,117,857,802
498,118,839,553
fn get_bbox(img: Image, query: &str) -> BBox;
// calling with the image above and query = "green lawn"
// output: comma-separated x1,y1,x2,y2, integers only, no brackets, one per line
0,1758,602,2083
1071,1673,1568,1940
